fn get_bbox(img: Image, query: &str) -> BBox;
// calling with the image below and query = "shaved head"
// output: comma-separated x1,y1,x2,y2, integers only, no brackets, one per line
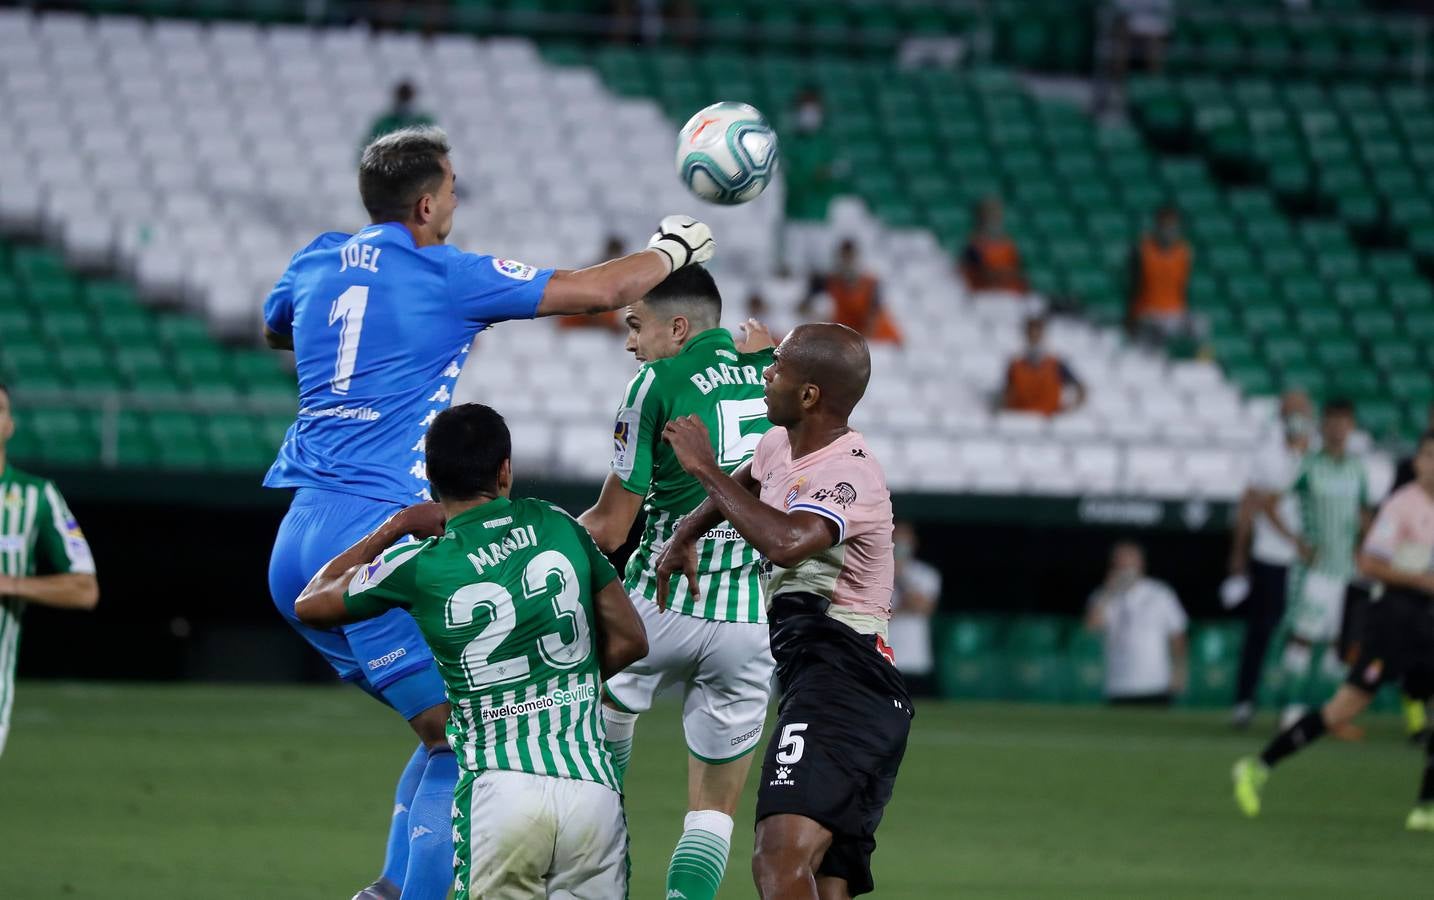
763,323,871,426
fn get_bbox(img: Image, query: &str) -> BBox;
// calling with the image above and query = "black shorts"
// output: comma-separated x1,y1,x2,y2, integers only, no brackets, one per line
1345,588,1434,700
756,594,914,896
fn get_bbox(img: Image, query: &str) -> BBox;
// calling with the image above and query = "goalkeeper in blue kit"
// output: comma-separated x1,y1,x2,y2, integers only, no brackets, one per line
261,125,714,899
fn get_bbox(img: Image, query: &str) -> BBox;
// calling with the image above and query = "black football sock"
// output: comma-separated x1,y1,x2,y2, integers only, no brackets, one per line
1259,710,1328,768
1419,729,1434,804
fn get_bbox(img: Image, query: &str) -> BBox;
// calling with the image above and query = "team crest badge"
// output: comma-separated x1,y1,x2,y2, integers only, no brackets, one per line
784,478,806,510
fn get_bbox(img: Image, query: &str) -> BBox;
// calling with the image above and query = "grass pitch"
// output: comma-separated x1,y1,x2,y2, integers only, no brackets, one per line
0,683,1429,898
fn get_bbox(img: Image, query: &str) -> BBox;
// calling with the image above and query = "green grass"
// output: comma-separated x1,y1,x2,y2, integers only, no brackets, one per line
0,683,1430,898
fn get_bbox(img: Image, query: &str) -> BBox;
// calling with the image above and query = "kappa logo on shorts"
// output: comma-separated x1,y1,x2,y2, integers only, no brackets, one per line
770,765,796,787
492,258,537,281
368,647,408,670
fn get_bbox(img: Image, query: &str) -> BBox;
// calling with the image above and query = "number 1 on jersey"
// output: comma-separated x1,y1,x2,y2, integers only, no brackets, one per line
328,285,368,394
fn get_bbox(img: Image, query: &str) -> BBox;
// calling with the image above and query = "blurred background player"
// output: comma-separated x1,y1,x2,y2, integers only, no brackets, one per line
658,324,911,900
1259,398,1374,731
1084,541,1188,706
960,195,1027,295
890,521,941,697
1233,430,1434,831
1001,315,1087,417
0,383,99,757
1226,390,1314,728
261,124,713,899
578,265,775,900
295,404,648,896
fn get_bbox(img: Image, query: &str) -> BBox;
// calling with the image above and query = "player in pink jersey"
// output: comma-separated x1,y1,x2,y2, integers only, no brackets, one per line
1233,430,1434,831
657,323,912,899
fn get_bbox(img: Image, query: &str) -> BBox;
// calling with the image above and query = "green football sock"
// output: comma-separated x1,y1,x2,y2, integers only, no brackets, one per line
666,810,733,900
602,707,638,782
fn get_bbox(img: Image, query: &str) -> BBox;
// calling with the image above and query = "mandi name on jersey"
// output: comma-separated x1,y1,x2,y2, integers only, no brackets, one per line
466,524,541,576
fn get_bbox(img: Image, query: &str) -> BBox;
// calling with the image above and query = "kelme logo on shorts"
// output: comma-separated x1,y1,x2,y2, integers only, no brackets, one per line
368,647,408,670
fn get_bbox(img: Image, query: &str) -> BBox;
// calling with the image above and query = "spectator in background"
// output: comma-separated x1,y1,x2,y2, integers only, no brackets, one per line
1094,0,1173,115
559,236,627,333
1225,389,1315,729
365,81,434,146
782,86,846,220
802,239,903,344
1085,541,1189,706
889,522,941,697
1127,204,1202,348
961,197,1027,293
1002,316,1086,416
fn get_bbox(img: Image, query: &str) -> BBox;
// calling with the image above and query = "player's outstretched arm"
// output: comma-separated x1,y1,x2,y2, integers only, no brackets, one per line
592,577,648,679
0,573,98,610
663,416,836,569
295,503,446,628
536,215,714,317
653,461,759,609
580,474,646,554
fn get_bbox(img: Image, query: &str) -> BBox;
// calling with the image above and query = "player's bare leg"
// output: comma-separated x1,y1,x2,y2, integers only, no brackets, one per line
1235,684,1373,817
408,701,451,751
752,813,833,900
688,752,757,814
815,876,852,900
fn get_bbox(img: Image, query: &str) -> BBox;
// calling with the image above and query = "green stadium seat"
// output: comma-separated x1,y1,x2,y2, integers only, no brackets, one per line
1186,622,1246,707
1312,339,1362,369
1350,311,1398,341
935,616,1006,700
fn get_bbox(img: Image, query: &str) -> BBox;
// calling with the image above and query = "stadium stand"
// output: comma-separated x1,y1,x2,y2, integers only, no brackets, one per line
1129,74,1434,442
0,6,1362,501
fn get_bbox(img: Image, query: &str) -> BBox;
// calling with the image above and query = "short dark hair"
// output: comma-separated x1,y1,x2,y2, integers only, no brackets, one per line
643,264,722,330
0,381,8,400
1323,396,1356,417
358,125,450,224
425,404,511,502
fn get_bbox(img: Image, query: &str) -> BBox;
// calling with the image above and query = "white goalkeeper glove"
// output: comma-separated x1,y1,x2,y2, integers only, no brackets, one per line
648,215,714,272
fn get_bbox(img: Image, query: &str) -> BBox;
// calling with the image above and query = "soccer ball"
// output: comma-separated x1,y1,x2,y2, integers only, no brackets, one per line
675,102,778,205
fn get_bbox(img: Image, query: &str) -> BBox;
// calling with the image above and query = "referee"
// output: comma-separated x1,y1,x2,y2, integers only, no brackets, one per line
1226,390,1313,728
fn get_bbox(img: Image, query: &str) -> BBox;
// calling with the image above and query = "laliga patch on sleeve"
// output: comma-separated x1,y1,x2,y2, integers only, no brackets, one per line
611,408,641,478
492,258,537,281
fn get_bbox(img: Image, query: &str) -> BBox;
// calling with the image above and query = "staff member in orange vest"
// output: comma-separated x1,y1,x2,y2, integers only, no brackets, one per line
1003,316,1086,416
961,196,1027,293
1127,205,1200,345
803,239,903,344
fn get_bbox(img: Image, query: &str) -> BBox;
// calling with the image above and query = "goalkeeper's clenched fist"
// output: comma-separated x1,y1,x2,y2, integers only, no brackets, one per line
648,215,715,272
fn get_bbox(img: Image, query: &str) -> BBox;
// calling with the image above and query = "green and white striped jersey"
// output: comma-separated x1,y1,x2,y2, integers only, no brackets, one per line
610,328,774,622
1291,450,1372,579
343,497,622,790
0,464,95,731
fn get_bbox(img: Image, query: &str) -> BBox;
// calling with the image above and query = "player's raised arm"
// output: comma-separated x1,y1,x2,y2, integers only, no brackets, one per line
536,216,714,317
295,503,446,628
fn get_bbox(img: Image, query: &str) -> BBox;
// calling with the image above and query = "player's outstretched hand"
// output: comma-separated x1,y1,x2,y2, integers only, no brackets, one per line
736,318,776,353
648,215,715,272
663,415,717,476
653,534,701,612
391,501,447,539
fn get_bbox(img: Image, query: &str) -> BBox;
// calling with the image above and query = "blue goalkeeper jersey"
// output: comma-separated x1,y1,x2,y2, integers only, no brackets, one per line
262,222,553,504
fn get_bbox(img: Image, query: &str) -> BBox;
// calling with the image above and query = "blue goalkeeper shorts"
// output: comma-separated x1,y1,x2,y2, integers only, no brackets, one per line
268,487,445,719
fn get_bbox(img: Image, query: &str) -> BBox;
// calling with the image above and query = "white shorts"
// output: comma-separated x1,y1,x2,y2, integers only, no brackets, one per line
604,596,775,763
1290,570,1348,643
454,769,626,900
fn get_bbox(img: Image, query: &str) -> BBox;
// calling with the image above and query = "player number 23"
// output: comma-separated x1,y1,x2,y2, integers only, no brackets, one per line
444,550,592,690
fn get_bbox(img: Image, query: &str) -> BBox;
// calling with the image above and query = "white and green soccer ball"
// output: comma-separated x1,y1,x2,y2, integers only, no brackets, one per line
675,102,778,205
